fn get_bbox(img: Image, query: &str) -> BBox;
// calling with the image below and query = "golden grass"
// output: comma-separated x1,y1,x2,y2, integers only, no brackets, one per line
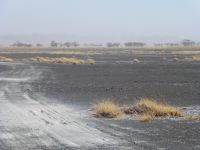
173,57,179,61
92,99,122,118
171,51,200,55
123,98,181,122
137,114,155,122
133,58,140,63
91,98,185,122
86,58,96,64
185,115,200,121
133,98,182,117
0,56,14,62
192,55,200,61
31,57,95,65
163,56,200,62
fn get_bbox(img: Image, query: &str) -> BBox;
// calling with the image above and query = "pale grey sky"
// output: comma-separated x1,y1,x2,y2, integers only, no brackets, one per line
0,0,200,44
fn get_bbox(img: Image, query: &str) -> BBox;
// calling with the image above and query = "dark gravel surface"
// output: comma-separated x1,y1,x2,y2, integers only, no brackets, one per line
0,52,200,149
29,54,200,149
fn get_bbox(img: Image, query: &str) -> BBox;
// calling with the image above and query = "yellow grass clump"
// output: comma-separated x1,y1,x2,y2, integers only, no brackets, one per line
133,58,140,63
92,99,122,118
123,98,182,122
173,57,179,62
133,98,182,117
0,56,14,62
185,115,200,121
86,58,96,65
92,98,185,122
192,55,200,61
137,114,155,122
31,57,95,65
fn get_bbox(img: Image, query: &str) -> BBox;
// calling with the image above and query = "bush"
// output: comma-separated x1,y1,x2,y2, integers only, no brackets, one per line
133,58,140,63
92,99,122,118
31,57,95,65
0,56,14,62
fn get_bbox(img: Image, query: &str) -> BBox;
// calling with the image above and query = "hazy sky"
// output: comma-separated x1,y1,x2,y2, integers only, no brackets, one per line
0,0,200,44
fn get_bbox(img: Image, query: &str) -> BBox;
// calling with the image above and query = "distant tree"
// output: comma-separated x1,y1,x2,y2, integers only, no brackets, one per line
164,43,179,46
64,42,72,47
36,43,43,47
154,43,163,47
50,41,58,47
107,42,120,47
11,41,32,47
107,42,113,47
124,42,145,47
181,39,195,46
59,43,63,47
71,42,80,47
113,43,120,47
89,43,103,47
24,44,32,47
12,41,23,47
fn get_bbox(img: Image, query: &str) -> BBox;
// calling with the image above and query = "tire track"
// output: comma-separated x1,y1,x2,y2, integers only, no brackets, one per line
0,63,116,149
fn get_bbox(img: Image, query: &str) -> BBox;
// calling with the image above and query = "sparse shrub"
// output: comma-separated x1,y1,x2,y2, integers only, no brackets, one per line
86,58,96,65
133,98,181,117
0,56,14,62
123,98,181,122
31,57,95,65
192,55,200,61
137,114,155,122
173,57,179,61
92,99,122,118
185,115,200,121
133,58,140,63
92,98,184,122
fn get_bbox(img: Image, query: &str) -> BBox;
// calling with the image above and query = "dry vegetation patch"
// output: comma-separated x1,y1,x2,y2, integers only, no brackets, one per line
137,114,155,122
169,56,200,62
185,115,200,121
123,98,182,122
129,98,181,117
31,57,95,65
86,58,96,64
91,98,200,123
92,99,122,118
0,56,14,62
173,57,179,62
192,55,200,61
133,58,140,63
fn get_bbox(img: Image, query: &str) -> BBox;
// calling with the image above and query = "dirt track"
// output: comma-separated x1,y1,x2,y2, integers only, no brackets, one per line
0,52,200,149
0,63,118,149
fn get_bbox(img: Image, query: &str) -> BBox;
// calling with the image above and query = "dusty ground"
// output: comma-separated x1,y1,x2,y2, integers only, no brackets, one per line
0,48,200,149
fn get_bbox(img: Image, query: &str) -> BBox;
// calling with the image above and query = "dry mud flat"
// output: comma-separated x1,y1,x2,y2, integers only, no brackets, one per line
0,53,200,149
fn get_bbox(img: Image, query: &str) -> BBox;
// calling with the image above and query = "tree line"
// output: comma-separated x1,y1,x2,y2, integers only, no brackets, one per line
10,39,199,48
154,39,197,47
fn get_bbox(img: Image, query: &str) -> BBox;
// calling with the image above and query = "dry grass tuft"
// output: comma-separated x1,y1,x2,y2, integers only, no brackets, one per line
0,56,14,62
92,99,122,118
137,114,155,122
185,115,200,121
92,98,184,122
133,58,140,63
31,57,95,65
192,55,200,61
173,57,179,62
86,58,96,65
133,98,182,117
123,98,181,122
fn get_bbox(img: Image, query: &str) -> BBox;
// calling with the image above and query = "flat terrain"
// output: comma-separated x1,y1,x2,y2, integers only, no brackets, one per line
0,48,200,149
